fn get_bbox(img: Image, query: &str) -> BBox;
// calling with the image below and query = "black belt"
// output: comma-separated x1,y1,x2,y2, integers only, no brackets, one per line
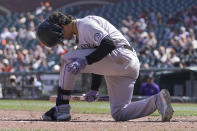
123,45,134,52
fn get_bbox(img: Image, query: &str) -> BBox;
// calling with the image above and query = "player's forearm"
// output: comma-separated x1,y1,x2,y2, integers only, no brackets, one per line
85,35,115,65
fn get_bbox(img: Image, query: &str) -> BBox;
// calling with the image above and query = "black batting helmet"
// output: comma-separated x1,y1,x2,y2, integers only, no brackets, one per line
36,19,64,47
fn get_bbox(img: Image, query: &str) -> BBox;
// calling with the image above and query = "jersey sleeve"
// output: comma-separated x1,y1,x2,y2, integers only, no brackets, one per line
82,22,108,46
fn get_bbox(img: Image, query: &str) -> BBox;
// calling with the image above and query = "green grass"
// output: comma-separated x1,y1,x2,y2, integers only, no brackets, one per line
0,100,196,116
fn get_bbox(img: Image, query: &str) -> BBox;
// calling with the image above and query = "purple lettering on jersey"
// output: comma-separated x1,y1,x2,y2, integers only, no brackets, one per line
94,32,103,42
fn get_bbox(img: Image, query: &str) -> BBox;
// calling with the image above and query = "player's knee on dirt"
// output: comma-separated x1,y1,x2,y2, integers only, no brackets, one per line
111,112,121,121
111,111,127,121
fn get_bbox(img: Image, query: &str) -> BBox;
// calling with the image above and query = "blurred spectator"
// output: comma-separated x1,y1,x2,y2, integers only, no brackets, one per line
149,10,157,26
4,75,22,98
35,1,52,15
168,48,181,67
156,12,163,24
122,15,133,28
18,13,26,24
147,32,157,48
45,2,53,11
1,28,11,40
139,73,160,96
35,2,46,15
9,75,17,87
138,18,147,31
26,27,36,40
10,27,18,40
56,45,66,56
163,27,174,40
29,75,43,98
1,39,7,46
18,26,27,38
1,59,13,72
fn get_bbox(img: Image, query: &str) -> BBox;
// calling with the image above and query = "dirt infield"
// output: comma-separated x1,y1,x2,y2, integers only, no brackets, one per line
0,110,196,131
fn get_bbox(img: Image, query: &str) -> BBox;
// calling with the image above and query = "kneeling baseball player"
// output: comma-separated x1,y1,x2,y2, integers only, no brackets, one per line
36,11,174,121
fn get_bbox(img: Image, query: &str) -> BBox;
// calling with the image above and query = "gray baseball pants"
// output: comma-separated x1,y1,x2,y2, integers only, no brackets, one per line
60,47,157,121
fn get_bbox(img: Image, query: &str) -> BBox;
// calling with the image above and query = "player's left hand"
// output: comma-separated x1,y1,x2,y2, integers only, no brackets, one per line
85,90,99,102
66,58,87,74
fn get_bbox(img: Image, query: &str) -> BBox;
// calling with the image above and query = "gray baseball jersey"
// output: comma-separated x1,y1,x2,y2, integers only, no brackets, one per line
76,15,130,49
59,15,158,121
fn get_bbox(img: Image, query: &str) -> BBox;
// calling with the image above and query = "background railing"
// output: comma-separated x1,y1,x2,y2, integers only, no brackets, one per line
0,67,197,100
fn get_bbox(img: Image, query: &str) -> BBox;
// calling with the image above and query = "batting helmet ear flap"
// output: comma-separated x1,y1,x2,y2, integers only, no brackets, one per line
36,19,64,47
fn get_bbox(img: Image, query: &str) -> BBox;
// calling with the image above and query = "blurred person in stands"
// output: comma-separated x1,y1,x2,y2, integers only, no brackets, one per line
10,27,18,40
56,44,67,56
6,75,17,98
22,49,31,65
149,10,157,26
26,12,35,22
138,31,149,48
37,58,48,71
1,59,13,72
163,27,174,41
6,75,22,98
147,32,157,48
188,28,197,49
35,2,46,15
9,75,17,87
0,28,11,40
156,12,163,24
18,25,27,39
45,2,53,12
18,13,26,24
170,36,182,52
35,1,52,15
138,18,147,31
4,41,16,61
122,16,133,28
158,46,169,66
139,73,160,96
0,61,4,72
177,26,190,48
168,48,181,67
29,75,43,98
26,27,36,40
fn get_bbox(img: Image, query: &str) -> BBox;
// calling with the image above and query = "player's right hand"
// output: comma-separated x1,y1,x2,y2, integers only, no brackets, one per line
85,90,99,102
66,58,87,74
